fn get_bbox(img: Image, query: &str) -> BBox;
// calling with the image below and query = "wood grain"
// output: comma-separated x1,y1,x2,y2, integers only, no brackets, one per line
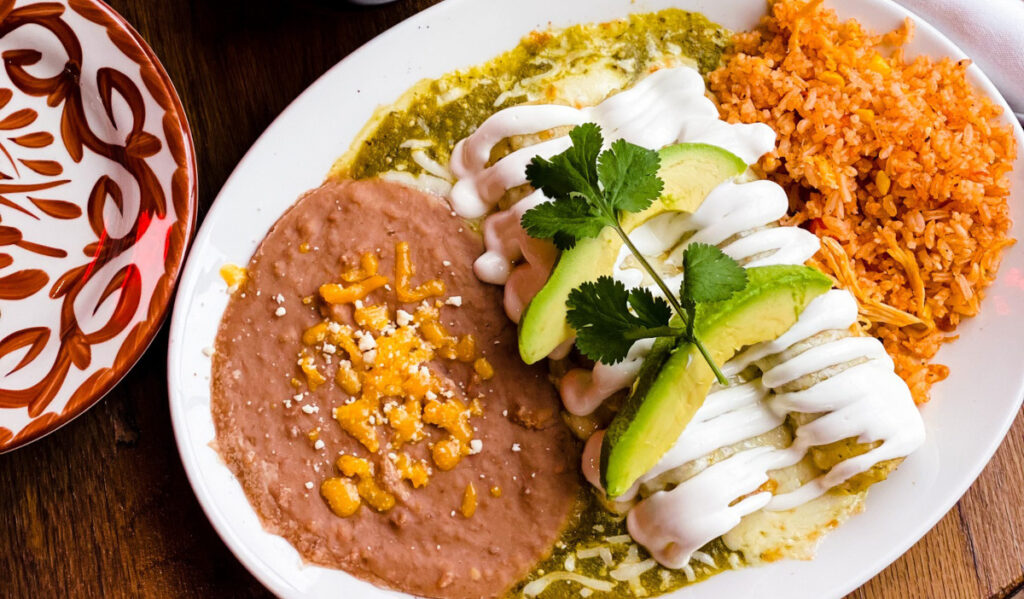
1,0,1021,597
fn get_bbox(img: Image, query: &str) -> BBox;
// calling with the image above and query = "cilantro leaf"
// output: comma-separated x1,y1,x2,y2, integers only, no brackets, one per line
627,286,672,328
521,125,664,250
565,123,603,190
566,276,672,364
520,194,605,250
597,139,664,213
681,243,749,304
525,123,603,203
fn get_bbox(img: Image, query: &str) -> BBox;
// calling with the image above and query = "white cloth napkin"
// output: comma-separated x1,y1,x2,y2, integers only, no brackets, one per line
895,0,1024,120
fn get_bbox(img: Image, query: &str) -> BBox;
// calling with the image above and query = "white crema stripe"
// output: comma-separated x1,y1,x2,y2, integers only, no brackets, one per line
662,180,822,267
475,189,560,324
563,179,820,417
560,339,655,416
608,290,925,568
449,66,777,341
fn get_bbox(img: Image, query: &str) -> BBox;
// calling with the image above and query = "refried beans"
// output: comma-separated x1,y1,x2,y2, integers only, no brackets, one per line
211,178,580,599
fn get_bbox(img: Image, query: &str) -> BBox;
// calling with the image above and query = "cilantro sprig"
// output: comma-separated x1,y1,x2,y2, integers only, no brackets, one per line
566,279,672,363
522,124,748,384
522,124,663,250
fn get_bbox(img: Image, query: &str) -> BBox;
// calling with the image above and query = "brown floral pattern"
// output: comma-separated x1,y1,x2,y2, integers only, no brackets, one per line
0,0,195,451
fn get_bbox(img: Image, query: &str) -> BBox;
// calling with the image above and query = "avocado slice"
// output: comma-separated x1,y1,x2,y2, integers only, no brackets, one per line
619,143,747,232
600,265,833,497
518,143,747,364
517,227,621,362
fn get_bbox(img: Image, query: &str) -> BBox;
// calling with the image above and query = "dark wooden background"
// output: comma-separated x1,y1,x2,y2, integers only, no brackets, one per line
2,0,1022,597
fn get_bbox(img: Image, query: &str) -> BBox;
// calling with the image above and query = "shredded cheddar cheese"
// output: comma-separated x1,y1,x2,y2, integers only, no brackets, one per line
357,477,396,512
461,482,478,518
302,322,329,346
219,263,247,291
320,275,388,304
334,398,380,453
338,454,372,477
414,302,477,361
395,453,431,488
395,241,446,302
341,252,379,282
432,437,464,471
326,456,396,513
335,362,362,395
474,357,494,380
321,477,360,517
424,398,473,443
298,351,326,390
289,242,496,519
388,400,424,446
354,303,390,332
455,335,476,362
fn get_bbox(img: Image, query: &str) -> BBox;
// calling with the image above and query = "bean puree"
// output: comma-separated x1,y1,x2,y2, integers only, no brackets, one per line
212,178,580,598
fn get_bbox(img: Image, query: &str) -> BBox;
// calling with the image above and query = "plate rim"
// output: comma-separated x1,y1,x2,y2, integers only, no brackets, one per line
0,0,199,453
166,0,1024,596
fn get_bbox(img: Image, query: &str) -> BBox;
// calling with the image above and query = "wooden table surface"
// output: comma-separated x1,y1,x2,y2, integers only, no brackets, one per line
2,0,1022,597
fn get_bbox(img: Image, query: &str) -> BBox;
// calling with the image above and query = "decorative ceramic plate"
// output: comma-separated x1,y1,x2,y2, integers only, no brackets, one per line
167,0,1023,597
0,0,196,452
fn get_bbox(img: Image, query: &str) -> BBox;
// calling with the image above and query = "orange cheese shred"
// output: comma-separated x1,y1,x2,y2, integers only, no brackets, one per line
341,252,380,282
432,437,464,471
388,399,425,446
219,263,247,291
423,398,473,444
395,453,431,489
474,357,494,380
395,241,446,302
354,303,390,332
332,456,395,513
320,275,388,304
298,351,326,390
321,477,360,517
333,398,380,453
461,482,478,518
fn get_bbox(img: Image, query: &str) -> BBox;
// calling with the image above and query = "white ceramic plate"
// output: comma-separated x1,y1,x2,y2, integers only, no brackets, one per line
167,0,1024,597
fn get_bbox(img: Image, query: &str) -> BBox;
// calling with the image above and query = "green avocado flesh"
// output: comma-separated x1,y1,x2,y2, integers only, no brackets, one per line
517,228,622,364
601,265,834,497
517,143,746,364
620,143,747,231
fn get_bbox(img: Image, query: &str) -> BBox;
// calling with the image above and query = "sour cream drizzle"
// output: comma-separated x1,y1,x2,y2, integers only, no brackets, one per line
475,188,560,324
562,179,820,415
446,65,925,570
449,67,775,327
580,290,926,568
